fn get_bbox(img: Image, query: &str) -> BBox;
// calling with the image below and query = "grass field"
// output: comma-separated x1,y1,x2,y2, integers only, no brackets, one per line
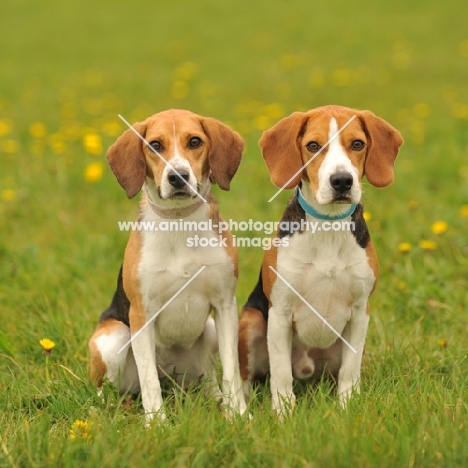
1,0,468,466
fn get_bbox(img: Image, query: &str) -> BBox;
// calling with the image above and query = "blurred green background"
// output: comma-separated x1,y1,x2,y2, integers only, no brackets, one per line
1,0,467,465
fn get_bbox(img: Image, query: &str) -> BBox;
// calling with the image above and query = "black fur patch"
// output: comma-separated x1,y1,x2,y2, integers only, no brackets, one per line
243,269,269,321
99,265,131,327
351,204,370,248
278,194,306,238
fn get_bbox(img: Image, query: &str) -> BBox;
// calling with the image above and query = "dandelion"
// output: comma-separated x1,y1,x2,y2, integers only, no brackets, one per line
431,221,448,235
1,189,16,201
460,205,468,217
40,338,56,352
171,80,189,100
363,211,372,221
437,339,448,348
2,139,19,154
40,338,55,385
83,132,103,155
0,119,12,137
102,121,121,137
254,115,271,131
413,103,430,119
29,122,47,138
398,242,412,253
419,239,437,251
173,62,198,81
69,420,92,441
331,69,352,87
262,103,284,120
85,162,103,182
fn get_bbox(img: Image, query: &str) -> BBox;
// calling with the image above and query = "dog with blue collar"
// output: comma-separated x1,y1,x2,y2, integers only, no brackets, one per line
238,105,403,415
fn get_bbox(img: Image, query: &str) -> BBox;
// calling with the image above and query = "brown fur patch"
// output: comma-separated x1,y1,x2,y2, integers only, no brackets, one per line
261,240,278,303
238,307,267,381
208,193,238,277
122,230,146,332
365,240,379,298
88,318,125,387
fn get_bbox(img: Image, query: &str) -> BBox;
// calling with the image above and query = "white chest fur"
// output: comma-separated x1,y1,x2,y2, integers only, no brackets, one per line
138,205,236,348
273,224,375,349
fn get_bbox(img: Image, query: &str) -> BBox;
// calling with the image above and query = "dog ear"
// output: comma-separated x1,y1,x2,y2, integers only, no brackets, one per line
259,112,308,189
106,122,147,198
201,118,244,191
359,111,403,188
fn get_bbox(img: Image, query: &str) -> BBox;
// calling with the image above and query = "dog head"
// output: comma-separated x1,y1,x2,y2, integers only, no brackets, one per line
259,105,403,206
106,109,244,205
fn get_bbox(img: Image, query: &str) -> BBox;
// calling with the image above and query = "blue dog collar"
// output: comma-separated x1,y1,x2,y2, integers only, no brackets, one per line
296,187,357,221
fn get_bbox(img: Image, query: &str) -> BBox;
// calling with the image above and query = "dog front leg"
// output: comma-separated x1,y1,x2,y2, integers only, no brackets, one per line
129,305,165,423
267,307,294,416
214,297,247,416
337,305,370,407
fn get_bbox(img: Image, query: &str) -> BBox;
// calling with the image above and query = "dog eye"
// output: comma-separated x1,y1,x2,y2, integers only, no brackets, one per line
351,140,365,151
306,141,321,153
149,141,163,151
188,137,203,148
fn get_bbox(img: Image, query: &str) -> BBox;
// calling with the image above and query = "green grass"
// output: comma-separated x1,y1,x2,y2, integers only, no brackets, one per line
1,0,468,466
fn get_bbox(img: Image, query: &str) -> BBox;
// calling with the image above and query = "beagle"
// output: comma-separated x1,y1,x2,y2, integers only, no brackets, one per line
89,109,247,422
238,105,403,414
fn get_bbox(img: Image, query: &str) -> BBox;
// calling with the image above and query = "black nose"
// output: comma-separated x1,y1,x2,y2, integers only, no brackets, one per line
168,169,189,189
330,172,353,194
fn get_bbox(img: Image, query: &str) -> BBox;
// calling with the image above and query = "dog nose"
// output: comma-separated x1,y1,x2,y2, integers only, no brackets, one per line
330,172,353,193
168,169,189,189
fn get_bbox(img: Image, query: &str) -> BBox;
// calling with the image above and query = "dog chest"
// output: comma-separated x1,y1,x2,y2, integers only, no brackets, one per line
274,229,374,348
137,228,235,347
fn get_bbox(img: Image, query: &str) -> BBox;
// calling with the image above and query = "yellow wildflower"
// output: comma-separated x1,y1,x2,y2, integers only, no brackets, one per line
102,121,121,137
69,420,92,440
419,240,437,251
437,339,448,348
460,205,468,217
85,162,103,182
431,221,448,235
254,115,271,131
83,132,102,155
30,122,47,138
0,119,12,137
2,139,19,154
398,242,412,253
40,338,56,352
1,189,16,201
171,80,189,100
413,103,430,119
363,211,372,221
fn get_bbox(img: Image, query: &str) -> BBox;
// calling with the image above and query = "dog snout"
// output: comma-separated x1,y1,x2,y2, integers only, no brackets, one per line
329,172,353,194
168,169,189,189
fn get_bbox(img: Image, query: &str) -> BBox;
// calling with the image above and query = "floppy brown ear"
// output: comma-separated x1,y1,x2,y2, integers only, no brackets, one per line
106,122,147,198
259,112,307,189
201,118,244,191
359,111,403,188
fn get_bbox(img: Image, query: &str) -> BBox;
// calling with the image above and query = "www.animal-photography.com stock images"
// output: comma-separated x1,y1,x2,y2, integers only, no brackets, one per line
1,1,467,467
